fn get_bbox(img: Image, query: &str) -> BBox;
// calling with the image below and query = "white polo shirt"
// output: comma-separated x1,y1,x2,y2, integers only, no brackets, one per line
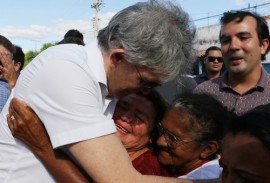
0,41,117,183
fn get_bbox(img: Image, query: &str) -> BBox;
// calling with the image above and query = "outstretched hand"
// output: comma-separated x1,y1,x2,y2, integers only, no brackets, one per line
7,98,52,156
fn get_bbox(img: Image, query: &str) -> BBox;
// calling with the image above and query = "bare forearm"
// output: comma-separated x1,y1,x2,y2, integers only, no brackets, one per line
36,148,92,183
69,134,222,183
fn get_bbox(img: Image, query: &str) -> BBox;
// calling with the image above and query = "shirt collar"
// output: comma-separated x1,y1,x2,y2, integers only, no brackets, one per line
85,40,108,96
199,73,208,79
220,68,268,91
257,67,269,89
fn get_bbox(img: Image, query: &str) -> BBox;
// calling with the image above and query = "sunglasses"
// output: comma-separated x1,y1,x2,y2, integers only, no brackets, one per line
207,56,223,63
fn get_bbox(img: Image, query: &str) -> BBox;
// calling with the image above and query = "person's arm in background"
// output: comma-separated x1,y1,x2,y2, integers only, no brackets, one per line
7,98,92,183
0,51,18,89
8,98,221,183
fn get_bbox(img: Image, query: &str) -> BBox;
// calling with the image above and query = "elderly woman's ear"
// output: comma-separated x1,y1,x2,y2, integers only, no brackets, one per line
199,141,218,159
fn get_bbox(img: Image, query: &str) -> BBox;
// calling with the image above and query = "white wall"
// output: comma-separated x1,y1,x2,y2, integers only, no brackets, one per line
195,19,270,62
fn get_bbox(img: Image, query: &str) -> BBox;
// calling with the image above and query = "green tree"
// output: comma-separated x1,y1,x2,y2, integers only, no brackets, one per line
40,42,55,52
24,50,39,68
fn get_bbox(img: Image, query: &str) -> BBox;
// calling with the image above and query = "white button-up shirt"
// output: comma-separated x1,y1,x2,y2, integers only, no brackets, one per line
0,40,117,183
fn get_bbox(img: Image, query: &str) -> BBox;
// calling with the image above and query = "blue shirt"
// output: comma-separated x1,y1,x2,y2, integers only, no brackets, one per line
0,81,10,112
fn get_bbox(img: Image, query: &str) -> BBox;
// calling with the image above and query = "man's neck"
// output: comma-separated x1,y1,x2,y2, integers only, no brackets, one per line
227,67,262,95
206,70,220,80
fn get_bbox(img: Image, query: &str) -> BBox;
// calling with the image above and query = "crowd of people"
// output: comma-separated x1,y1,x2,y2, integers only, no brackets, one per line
0,0,270,183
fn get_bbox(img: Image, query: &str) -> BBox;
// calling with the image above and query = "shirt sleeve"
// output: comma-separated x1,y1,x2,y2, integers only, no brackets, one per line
15,50,116,148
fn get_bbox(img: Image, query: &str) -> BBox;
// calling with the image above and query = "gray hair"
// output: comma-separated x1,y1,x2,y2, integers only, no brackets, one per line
97,0,196,82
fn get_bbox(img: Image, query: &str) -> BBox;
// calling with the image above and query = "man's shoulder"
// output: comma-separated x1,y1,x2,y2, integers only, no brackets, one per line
45,44,87,59
194,73,210,85
265,71,270,80
194,77,222,93
194,73,207,80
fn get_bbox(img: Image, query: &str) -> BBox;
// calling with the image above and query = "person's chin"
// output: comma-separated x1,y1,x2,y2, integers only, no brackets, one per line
158,150,172,163
158,155,170,166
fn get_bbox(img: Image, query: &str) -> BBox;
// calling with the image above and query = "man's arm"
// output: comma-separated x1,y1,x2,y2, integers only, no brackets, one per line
8,98,220,183
68,134,221,183
7,98,92,183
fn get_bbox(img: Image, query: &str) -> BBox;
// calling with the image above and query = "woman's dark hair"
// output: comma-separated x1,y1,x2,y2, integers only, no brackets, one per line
13,45,25,70
64,29,84,41
57,37,85,46
228,103,270,151
171,93,231,159
0,35,16,55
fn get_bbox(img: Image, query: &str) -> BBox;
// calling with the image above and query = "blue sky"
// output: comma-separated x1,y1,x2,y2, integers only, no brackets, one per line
1,0,270,52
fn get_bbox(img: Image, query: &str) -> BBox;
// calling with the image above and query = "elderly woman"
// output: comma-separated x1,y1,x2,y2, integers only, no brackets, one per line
219,103,270,183
157,93,230,180
7,90,169,182
112,91,169,175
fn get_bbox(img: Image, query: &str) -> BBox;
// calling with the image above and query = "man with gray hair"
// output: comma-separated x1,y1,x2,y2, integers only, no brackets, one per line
0,1,199,183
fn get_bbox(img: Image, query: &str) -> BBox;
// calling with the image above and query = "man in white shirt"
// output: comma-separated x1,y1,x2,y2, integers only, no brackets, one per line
0,1,198,183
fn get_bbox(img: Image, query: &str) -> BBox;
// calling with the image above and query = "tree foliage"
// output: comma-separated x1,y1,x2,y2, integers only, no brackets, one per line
24,51,39,67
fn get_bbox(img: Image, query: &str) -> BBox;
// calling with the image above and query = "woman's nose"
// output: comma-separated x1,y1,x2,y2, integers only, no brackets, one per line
156,135,168,147
121,112,139,124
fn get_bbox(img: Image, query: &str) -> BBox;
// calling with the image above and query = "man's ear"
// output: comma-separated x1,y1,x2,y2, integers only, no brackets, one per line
199,141,218,160
261,38,270,55
14,62,21,72
109,48,126,67
203,56,207,65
